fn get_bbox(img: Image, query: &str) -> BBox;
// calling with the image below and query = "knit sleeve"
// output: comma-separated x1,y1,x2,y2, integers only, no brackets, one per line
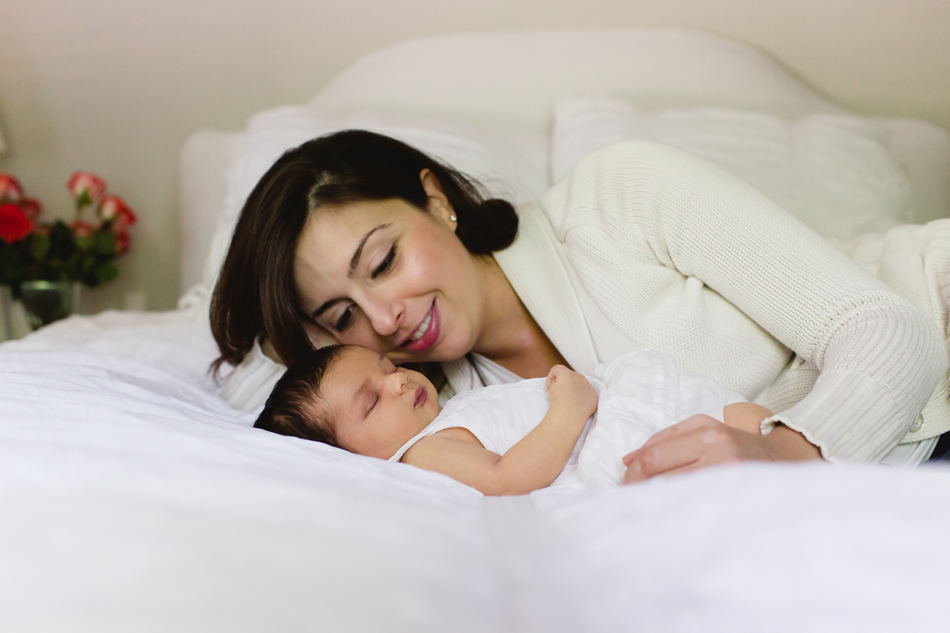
548,141,945,462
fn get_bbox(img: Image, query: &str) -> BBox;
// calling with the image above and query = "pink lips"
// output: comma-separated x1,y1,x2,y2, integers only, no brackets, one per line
402,299,440,353
414,386,428,408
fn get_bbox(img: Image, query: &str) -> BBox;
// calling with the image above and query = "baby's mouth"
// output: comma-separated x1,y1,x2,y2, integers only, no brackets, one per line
414,386,428,407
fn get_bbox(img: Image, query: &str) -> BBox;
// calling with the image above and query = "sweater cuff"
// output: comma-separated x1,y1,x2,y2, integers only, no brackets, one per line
760,370,905,463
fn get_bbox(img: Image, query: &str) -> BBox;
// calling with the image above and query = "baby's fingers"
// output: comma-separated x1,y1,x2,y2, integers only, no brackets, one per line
545,365,568,390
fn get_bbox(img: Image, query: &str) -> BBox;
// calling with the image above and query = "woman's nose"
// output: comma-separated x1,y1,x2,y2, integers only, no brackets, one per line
363,296,404,337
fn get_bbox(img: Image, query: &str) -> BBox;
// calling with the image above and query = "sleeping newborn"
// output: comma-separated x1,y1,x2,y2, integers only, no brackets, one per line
254,345,771,493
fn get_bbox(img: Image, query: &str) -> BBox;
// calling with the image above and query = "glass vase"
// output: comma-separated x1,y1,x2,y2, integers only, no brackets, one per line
17,281,82,331
0,285,22,341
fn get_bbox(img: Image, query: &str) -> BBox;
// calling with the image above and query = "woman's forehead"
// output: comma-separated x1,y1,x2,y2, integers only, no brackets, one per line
312,198,415,228
306,203,382,240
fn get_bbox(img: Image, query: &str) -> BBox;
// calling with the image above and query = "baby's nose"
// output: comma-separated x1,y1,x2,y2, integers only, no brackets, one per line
386,372,408,395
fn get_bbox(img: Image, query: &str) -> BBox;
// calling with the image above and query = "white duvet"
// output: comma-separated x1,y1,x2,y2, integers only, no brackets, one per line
2,310,950,632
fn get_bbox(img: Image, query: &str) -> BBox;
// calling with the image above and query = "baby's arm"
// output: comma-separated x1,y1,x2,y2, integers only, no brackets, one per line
722,402,773,435
403,365,598,496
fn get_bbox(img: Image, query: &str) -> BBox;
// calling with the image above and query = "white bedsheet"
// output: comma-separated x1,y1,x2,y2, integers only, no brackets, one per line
2,310,950,632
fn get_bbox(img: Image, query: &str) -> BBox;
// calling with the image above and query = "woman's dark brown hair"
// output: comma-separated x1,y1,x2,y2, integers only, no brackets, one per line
210,130,518,375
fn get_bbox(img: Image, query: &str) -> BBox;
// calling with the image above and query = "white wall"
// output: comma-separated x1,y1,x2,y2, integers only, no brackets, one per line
1,0,948,311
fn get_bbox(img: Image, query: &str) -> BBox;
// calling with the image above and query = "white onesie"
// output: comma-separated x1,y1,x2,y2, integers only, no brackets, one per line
389,350,746,489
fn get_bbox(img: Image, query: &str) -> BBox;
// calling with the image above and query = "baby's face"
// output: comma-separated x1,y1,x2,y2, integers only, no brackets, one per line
321,346,441,459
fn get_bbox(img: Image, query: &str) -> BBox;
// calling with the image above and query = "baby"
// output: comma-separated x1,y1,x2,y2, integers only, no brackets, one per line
254,345,773,495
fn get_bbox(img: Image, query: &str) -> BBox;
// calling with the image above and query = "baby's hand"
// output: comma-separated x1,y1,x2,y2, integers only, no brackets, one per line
545,365,598,418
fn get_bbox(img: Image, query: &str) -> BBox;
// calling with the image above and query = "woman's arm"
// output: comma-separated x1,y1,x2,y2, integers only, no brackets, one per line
550,141,944,469
403,366,597,496
723,402,774,435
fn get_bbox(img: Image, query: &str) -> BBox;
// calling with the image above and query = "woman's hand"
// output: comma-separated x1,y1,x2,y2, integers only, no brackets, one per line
545,365,599,419
621,414,822,483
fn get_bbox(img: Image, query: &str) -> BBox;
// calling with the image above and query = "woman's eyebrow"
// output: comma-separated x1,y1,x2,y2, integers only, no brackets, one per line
311,223,393,319
312,299,337,320
348,223,391,279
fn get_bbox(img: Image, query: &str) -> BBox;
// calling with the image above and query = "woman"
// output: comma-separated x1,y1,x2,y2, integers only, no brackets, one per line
211,130,950,478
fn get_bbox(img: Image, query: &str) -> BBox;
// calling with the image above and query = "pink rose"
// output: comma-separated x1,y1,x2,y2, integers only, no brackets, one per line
99,194,131,223
68,171,106,206
21,197,42,222
0,174,24,204
0,202,33,244
112,203,137,233
70,220,96,239
114,230,131,255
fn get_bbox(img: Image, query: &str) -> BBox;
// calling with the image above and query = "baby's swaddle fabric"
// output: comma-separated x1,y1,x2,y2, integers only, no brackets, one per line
392,350,745,489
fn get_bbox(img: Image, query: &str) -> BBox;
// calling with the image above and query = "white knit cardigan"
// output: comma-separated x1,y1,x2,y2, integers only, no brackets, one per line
445,141,949,463
223,140,948,463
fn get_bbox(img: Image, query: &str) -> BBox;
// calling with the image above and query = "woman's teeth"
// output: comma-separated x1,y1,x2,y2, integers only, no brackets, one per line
410,309,433,341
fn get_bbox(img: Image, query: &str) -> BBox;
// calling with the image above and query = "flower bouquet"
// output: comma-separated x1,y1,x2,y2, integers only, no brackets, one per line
0,172,136,331
0,172,136,296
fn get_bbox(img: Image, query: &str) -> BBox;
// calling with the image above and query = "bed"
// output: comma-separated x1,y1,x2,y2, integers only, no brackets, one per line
3,29,950,632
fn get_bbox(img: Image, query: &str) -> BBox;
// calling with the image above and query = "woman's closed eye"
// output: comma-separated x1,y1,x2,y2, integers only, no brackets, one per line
333,304,357,332
371,243,397,279
327,242,397,331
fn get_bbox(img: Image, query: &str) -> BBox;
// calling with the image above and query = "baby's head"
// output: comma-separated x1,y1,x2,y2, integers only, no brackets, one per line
254,344,441,459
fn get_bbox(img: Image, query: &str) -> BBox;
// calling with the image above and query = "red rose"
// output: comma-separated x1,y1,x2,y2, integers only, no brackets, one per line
70,220,96,238
0,202,34,244
68,171,106,206
114,230,131,255
21,197,42,222
0,174,24,204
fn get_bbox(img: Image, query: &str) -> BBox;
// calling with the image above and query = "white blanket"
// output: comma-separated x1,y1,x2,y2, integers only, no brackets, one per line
2,310,949,632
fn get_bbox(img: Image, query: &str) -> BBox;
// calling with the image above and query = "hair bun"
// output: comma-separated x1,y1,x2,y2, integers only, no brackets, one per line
456,198,519,254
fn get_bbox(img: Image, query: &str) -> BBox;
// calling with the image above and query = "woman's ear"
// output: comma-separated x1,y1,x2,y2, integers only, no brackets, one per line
420,169,457,229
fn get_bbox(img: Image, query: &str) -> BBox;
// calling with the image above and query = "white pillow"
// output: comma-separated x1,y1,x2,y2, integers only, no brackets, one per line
552,97,915,241
200,106,550,294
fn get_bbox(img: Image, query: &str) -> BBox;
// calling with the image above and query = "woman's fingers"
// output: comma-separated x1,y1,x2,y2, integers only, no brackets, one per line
622,421,754,484
621,414,719,466
622,429,712,483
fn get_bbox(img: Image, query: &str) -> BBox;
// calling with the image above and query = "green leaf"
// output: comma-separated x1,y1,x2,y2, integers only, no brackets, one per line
30,233,50,261
48,221,75,255
93,231,116,255
75,235,93,251
94,262,118,284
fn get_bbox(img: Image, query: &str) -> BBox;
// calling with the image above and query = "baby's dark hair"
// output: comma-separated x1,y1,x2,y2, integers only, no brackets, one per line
254,344,349,447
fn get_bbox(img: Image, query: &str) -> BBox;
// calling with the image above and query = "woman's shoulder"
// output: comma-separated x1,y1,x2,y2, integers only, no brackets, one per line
545,140,712,194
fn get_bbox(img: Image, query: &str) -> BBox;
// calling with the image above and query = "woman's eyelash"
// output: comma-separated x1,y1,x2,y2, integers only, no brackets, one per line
371,244,397,279
334,305,355,331
332,242,397,331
